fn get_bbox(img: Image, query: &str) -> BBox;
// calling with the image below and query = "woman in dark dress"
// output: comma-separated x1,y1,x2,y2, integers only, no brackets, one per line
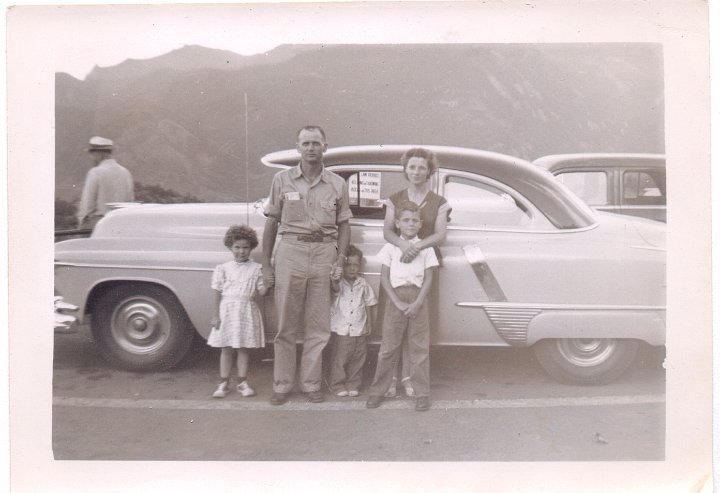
381,148,450,397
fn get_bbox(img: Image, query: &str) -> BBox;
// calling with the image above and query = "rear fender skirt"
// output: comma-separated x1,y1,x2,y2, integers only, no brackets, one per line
526,309,665,345
455,301,665,346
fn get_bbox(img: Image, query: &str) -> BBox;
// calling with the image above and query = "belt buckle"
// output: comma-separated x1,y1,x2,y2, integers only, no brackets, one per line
298,233,324,242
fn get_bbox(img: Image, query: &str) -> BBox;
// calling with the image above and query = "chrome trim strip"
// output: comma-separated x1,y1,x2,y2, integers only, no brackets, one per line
630,245,666,252
446,222,600,234
55,261,386,277
463,244,506,302
483,305,542,345
349,219,601,234
54,262,213,272
348,220,383,227
456,301,666,310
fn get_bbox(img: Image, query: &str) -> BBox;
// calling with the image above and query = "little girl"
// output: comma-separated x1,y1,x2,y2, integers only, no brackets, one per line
208,224,271,398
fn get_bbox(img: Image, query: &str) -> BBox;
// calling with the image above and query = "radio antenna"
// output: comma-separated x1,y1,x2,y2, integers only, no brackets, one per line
244,92,249,224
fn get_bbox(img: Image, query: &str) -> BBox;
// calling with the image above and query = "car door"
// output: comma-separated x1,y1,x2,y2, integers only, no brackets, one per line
433,169,564,346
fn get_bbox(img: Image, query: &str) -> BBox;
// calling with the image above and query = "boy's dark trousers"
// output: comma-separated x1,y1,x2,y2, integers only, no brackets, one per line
329,333,367,392
368,285,430,397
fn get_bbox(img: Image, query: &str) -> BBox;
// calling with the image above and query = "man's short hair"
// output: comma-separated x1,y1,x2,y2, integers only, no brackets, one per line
346,244,363,262
395,200,422,219
296,125,326,142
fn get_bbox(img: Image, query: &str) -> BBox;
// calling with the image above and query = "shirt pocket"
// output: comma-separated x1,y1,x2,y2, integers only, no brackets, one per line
318,199,338,225
282,197,306,223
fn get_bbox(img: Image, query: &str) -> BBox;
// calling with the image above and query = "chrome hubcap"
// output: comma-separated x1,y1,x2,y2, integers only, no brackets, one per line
110,296,171,355
556,338,616,367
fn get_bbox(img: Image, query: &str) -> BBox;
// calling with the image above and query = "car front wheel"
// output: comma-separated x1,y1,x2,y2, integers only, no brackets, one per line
91,284,194,371
532,338,639,385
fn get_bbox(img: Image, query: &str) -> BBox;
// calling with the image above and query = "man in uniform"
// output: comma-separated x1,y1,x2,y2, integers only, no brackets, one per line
76,136,134,229
262,126,352,405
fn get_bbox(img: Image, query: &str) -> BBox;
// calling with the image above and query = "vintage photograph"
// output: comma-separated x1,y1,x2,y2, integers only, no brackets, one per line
8,1,712,492
52,41,667,461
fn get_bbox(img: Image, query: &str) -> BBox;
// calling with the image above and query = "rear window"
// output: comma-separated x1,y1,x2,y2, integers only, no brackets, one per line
555,171,609,206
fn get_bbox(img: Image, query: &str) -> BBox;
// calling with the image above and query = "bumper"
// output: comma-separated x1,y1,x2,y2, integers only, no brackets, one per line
54,297,79,334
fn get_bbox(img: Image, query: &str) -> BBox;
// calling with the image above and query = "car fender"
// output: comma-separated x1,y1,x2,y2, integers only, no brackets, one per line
525,308,666,346
86,272,219,336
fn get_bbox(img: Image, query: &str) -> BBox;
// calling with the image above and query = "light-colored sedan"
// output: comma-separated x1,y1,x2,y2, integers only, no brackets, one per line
54,145,666,384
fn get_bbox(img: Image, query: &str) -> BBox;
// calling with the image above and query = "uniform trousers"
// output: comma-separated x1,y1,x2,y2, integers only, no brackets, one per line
273,238,336,393
369,285,431,397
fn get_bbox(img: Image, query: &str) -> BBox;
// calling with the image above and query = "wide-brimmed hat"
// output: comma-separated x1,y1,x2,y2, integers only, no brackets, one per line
86,136,114,151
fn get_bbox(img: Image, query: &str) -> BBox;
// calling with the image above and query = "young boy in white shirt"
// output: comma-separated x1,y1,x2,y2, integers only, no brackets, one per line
366,201,438,411
329,245,378,397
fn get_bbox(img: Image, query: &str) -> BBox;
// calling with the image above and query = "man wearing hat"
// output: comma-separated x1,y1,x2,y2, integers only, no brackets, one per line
76,136,135,229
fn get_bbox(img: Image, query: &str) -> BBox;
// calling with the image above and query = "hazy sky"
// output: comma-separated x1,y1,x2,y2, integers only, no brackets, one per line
14,5,297,79
8,1,683,80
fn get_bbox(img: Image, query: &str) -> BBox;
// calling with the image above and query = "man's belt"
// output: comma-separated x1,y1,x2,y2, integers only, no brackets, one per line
283,232,335,243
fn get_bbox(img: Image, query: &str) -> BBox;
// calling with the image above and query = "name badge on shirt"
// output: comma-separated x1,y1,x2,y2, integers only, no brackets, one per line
285,192,301,201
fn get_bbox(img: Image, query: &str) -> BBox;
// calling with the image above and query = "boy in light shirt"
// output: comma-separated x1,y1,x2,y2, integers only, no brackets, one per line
366,201,438,411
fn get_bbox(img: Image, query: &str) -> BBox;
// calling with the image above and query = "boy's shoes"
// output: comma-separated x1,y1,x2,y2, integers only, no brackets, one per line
402,378,415,397
384,386,397,398
308,391,324,403
212,381,230,398
270,392,289,406
415,396,430,412
335,390,349,397
348,390,360,397
366,395,383,408
237,381,256,397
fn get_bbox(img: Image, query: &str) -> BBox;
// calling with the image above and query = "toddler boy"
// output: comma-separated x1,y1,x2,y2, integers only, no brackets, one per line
329,245,378,397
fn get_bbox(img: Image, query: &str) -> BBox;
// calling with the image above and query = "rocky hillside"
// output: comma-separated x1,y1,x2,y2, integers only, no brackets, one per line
55,43,664,202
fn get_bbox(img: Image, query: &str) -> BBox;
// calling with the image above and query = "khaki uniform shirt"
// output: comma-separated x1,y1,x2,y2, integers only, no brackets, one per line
264,163,352,238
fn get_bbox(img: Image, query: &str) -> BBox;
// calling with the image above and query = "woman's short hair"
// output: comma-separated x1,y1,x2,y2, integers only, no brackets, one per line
223,224,259,249
400,147,438,180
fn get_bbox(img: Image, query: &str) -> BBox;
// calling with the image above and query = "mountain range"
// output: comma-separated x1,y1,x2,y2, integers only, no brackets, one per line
55,43,664,203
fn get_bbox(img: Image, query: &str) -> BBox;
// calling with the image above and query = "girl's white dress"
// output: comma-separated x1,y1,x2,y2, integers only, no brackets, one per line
207,260,266,349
